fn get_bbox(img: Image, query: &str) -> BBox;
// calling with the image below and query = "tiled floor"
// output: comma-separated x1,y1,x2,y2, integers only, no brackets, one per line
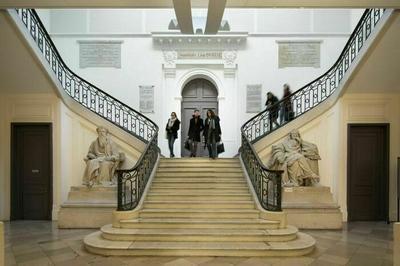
3,221,394,266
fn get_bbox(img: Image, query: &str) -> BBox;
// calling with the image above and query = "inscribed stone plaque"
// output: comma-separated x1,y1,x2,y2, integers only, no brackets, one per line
139,86,154,113
246,84,262,113
278,41,321,68
177,51,222,60
79,40,122,68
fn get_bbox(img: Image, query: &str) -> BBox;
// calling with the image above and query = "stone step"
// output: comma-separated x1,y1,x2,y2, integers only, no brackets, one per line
119,218,279,229
100,224,298,242
146,193,252,201
150,182,246,188
156,172,243,177
153,177,244,183
139,209,260,219
149,187,250,193
158,163,241,168
160,158,239,163
84,231,315,256
157,168,243,173
143,200,255,209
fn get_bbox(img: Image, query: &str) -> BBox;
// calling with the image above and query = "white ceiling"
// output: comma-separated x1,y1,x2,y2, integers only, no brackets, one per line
0,10,54,93
0,0,399,8
346,10,400,93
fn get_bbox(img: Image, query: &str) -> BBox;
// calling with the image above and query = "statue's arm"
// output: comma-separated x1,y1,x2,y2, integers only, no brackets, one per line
86,142,96,160
301,141,321,160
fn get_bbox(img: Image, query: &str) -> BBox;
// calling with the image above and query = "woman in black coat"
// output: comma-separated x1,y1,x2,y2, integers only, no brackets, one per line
165,112,180,158
203,109,221,159
187,109,204,157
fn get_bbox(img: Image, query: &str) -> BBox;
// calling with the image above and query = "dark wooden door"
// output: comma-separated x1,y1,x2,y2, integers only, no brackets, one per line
181,79,218,157
11,124,52,220
347,124,389,221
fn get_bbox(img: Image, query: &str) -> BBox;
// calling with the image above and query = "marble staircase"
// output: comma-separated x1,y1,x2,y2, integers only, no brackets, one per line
84,158,315,256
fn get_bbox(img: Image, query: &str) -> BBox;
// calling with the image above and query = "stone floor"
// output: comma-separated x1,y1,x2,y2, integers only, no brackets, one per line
3,221,394,266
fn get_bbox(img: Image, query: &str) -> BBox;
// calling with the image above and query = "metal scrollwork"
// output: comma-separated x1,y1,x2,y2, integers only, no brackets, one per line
240,8,386,212
14,8,160,212
242,9,386,144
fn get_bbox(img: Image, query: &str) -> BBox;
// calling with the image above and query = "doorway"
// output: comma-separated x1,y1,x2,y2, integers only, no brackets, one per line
181,78,218,157
347,124,389,221
11,123,52,220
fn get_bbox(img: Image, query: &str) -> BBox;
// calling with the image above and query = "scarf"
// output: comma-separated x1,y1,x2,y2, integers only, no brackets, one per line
168,117,176,128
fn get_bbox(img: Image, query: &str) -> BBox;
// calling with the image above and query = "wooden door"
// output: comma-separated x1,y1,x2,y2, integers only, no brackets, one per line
181,79,218,157
347,124,389,221
11,124,52,220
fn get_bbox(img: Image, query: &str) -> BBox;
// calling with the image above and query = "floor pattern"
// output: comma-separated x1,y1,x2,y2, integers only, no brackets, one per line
3,221,394,266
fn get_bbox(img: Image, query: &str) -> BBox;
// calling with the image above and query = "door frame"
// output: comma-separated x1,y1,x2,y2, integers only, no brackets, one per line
10,123,53,220
347,123,389,222
181,78,219,157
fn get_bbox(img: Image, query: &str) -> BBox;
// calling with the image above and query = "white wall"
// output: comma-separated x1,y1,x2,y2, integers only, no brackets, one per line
0,92,141,221
255,92,400,222
37,8,360,157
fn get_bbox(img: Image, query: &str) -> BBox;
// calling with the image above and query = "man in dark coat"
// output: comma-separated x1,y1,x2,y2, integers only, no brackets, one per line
187,109,204,157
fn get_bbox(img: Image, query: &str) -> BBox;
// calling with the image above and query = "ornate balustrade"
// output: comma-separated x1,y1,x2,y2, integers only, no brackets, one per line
13,9,159,211
242,9,386,143
240,8,386,212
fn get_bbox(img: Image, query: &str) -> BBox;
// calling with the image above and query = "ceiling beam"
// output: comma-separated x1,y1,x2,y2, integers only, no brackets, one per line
172,0,193,34
1,0,400,8
204,0,227,34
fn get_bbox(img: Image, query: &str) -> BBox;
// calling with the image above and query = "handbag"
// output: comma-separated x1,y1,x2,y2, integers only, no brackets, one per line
217,142,225,154
184,139,191,151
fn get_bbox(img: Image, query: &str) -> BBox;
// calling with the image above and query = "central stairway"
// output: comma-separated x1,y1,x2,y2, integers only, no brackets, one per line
84,158,315,256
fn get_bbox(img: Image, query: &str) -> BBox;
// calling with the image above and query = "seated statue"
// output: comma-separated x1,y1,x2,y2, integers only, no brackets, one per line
83,126,124,187
267,129,321,186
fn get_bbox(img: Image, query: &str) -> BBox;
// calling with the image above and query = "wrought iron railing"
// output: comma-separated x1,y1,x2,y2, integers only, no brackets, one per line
117,132,159,211
243,8,386,143
240,8,387,212
241,133,283,211
13,9,159,211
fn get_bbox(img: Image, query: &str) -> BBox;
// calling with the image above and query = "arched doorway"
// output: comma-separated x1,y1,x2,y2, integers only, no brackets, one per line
181,78,218,157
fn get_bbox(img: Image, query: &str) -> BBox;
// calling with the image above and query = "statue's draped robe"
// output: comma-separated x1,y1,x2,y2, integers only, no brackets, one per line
83,138,120,185
268,137,320,186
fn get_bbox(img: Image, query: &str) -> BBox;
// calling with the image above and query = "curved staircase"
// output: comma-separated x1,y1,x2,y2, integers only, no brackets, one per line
84,158,315,256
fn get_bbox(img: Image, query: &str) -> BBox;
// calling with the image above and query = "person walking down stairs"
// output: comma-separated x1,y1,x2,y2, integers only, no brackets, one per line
166,112,180,158
203,109,221,159
188,109,204,157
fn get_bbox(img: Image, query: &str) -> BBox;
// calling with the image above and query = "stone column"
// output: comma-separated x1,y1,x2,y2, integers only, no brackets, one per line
0,221,4,266
395,222,400,266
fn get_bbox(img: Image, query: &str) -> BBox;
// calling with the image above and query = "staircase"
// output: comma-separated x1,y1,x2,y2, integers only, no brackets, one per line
84,158,315,256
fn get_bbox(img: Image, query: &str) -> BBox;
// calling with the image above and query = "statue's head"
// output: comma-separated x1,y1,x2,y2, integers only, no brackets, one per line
288,129,301,141
96,126,109,138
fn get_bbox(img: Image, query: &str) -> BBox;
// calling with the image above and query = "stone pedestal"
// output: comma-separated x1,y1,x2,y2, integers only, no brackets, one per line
58,186,117,229
282,186,342,229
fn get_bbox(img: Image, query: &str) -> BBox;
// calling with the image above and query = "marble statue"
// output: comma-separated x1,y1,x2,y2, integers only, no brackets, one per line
267,129,321,186
83,126,124,187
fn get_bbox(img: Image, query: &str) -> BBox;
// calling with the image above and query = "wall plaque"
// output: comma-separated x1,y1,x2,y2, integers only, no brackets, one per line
177,51,222,60
278,41,321,68
139,85,154,113
78,40,122,68
246,84,262,113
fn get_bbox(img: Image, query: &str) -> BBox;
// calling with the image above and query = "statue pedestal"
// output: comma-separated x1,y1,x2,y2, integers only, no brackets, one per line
282,186,342,229
58,186,117,229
